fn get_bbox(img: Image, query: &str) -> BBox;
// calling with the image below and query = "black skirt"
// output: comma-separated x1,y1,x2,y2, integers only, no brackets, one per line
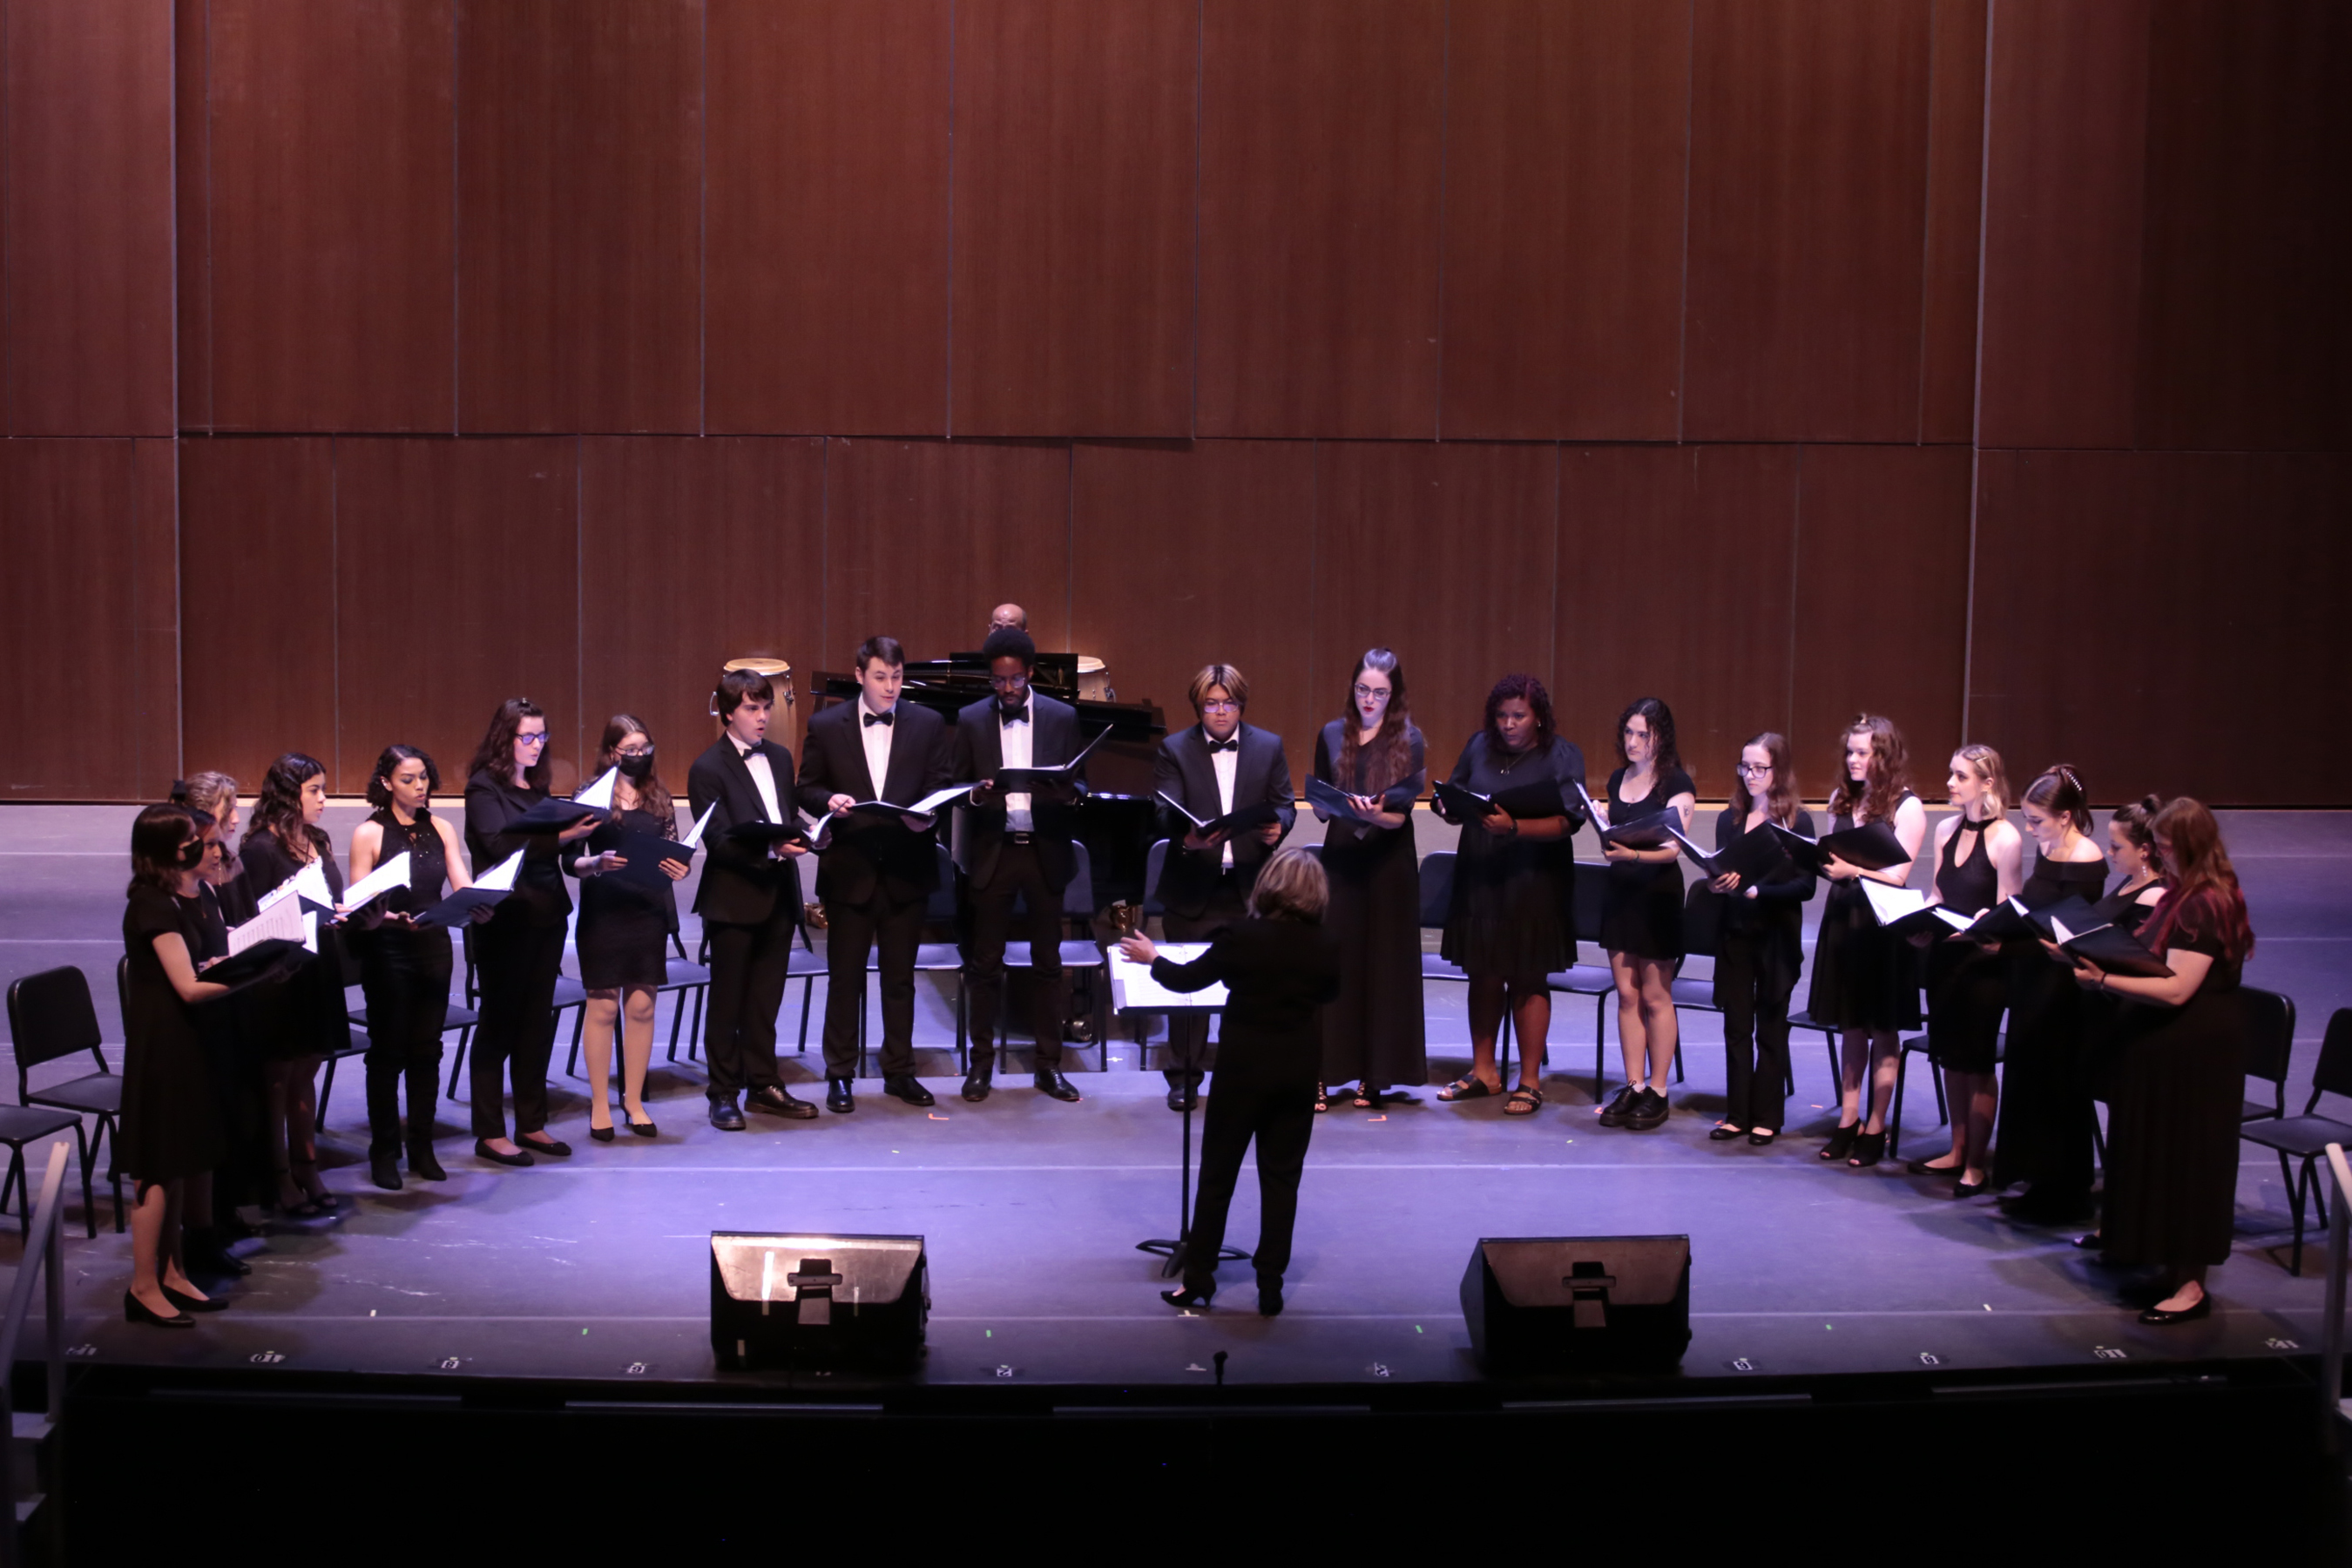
1598,860,1684,961
1923,939,2005,1073
1805,881,1923,1031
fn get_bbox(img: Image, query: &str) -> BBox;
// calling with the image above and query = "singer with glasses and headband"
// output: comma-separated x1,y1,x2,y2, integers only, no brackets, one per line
1704,734,1817,1146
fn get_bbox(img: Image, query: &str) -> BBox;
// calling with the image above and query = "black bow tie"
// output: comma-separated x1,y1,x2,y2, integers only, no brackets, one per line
1206,737,1239,754
999,707,1028,726
863,710,893,727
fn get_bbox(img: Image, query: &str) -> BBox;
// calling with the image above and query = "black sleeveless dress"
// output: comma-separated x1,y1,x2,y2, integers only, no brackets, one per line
1804,794,1923,1031
1923,817,2005,1074
120,886,226,1182
567,806,677,990
1598,765,1693,960
1990,849,2110,1193
1438,733,1586,977
362,807,455,976
236,830,349,1060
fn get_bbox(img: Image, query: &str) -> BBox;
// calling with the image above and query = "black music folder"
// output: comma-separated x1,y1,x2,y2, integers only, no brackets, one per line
1434,780,1567,822
2046,914,2174,978
200,938,308,990
1156,791,1283,840
611,831,695,889
725,819,815,849
505,797,605,833
1667,823,1789,885
1304,775,1420,818
1770,818,1909,873
989,727,1109,795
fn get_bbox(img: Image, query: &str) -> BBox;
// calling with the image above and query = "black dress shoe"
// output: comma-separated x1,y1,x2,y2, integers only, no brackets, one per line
368,1151,402,1191
1166,1078,1201,1112
883,1075,936,1107
1034,1069,1082,1103
518,1134,572,1158
961,1070,993,1103
125,1290,193,1328
163,1284,228,1314
627,1118,659,1138
2139,1292,2213,1325
827,1078,856,1113
747,1085,821,1120
709,1096,747,1131
475,1139,535,1167
407,1142,449,1181
1160,1284,1213,1310
1257,1276,1284,1316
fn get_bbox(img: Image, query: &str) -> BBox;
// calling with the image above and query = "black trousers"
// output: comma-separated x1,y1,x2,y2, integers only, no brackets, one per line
702,906,797,1100
963,842,1066,1071
1160,879,1247,1083
1717,928,1794,1132
1185,1072,1317,1293
361,932,453,1153
821,889,925,1079
470,917,564,1139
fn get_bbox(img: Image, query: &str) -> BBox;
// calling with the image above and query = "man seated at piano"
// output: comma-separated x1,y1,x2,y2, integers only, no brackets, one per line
989,602,1027,635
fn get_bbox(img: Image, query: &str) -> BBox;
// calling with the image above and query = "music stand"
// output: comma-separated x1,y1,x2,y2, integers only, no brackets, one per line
1110,947,1249,1280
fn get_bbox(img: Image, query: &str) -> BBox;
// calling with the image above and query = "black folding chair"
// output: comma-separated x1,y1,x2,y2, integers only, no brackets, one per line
6,965,116,1235
1416,850,1513,1069
983,841,1110,1071
1544,863,1616,1098
1889,1019,1998,1162
2240,984,2297,1123
448,926,584,1097
2239,995,2335,1275
569,931,713,1078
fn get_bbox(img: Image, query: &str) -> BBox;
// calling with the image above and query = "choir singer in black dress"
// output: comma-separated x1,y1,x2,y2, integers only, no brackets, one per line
1150,663,1294,1112
1909,744,2023,1192
1121,848,1342,1316
689,668,821,1131
1594,699,1696,1132
796,637,953,1113
1430,674,1585,1118
1707,733,1816,1145
952,626,1089,1105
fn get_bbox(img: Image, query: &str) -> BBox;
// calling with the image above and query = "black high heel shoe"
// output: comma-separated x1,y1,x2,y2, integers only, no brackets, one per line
627,1118,659,1138
1846,1130,1886,1168
1159,1284,1214,1310
125,1290,193,1328
1820,1123,1861,1161
589,1125,617,1143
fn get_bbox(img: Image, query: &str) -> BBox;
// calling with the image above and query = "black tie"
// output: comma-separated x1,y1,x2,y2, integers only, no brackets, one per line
863,710,893,727
1206,737,1238,754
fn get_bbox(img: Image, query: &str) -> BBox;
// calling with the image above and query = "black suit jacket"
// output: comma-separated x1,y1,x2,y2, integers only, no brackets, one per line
1152,722,1295,919
1151,917,1342,1083
794,699,952,905
687,736,805,927
950,692,1088,889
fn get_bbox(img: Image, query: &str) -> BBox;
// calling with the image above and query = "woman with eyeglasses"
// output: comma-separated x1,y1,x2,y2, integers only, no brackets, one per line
1308,649,1427,1112
464,698,597,1167
1592,698,1696,1132
1706,733,1816,1145
563,716,688,1141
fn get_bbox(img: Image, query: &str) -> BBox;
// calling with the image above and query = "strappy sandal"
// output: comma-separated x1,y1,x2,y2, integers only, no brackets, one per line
1353,1085,1381,1109
1504,1085,1544,1116
1437,1076,1500,1102
289,1156,342,1212
1313,1085,1330,1114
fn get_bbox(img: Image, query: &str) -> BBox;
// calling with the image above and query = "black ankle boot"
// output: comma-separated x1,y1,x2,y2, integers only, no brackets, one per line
368,1148,402,1191
407,1140,448,1181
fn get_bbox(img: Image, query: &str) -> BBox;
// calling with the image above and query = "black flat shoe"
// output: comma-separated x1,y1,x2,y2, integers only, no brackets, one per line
125,1290,193,1328
589,1125,617,1143
474,1139,535,1168
2138,1293,2212,1326
1160,1284,1213,1310
407,1142,449,1181
827,1078,856,1114
626,1118,659,1138
710,1096,747,1131
1952,1177,1992,1198
962,1071,994,1104
1747,1129,1778,1146
163,1284,227,1314
1708,1124,1747,1141
1906,1155,1963,1176
884,1075,936,1108
1034,1069,1083,1103
1258,1277,1284,1317
747,1085,821,1120
518,1134,572,1158
1820,1122,1861,1160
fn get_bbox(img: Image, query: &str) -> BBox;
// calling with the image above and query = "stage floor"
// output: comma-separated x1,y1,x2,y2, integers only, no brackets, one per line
3,804,2348,1394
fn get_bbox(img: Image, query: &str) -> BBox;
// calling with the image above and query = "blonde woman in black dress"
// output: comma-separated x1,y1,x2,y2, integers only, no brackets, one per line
1593,698,1694,1132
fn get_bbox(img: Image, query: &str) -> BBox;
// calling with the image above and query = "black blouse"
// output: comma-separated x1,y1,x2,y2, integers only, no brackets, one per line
464,768,574,926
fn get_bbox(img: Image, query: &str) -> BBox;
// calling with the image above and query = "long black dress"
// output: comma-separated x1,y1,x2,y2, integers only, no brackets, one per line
2082,875,2169,1104
1805,793,1923,1032
564,806,676,990
1711,807,1818,1132
120,885,226,1183
1923,817,2004,1074
1312,720,1425,1091
1438,733,1587,977
2100,887,2249,1267
1598,765,1693,960
237,830,348,1061
1990,850,2111,1197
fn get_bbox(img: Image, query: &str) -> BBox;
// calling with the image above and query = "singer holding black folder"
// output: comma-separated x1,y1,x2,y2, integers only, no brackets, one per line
564,717,689,1141
1309,648,1427,1111
1705,733,1816,1144
348,744,483,1190
952,627,1089,1105
464,699,593,1166
689,667,821,1132
1807,715,1930,1167
1429,675,1585,1117
796,637,953,1112
1150,664,1294,1112
1594,699,1696,1132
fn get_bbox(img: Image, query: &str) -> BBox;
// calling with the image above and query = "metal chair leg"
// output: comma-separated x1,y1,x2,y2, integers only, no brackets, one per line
2290,1159,2312,1276
1890,1048,1909,1159
448,1029,469,1098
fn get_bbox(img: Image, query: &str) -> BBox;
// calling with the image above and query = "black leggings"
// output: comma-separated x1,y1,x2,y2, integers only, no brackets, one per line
361,931,454,1152
470,917,564,1139
1716,928,1794,1132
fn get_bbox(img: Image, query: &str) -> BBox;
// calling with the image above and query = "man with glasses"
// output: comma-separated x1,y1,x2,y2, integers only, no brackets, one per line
950,626,1090,1104
1149,665,1294,1111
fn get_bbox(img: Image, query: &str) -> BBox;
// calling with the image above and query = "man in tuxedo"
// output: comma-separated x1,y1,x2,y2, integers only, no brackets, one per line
952,626,1088,1105
795,635,952,1113
687,668,820,1131
1152,664,1294,1111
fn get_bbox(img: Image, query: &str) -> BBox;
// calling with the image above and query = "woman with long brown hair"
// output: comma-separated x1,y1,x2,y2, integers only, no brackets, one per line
1706,733,1816,1145
1805,715,1930,1167
1308,648,1427,1110
2066,798,2254,1323
1593,697,1696,1132
564,715,689,1140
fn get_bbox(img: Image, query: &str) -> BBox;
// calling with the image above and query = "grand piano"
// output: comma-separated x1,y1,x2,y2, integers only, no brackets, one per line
807,652,1168,907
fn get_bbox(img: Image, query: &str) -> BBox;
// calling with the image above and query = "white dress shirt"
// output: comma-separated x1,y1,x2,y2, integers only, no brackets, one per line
1000,693,1034,831
859,699,896,801
735,738,782,822
1206,726,1239,868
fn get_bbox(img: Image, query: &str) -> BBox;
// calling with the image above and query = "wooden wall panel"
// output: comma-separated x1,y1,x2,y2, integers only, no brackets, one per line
1970,450,2351,806
207,0,455,432
951,0,1194,437
457,0,702,435
579,436,826,769
821,438,1071,668
2135,0,2352,452
179,439,335,792
1976,0,2149,449
1556,445,1797,796
333,439,578,795
1918,0,1987,443
1069,441,1319,781
1197,0,1443,438
706,0,950,436
1439,0,1689,441
1314,442,1557,776
0,442,145,798
1684,0,1933,443
175,0,211,431
132,440,181,794
5,0,175,436
1788,443,1970,796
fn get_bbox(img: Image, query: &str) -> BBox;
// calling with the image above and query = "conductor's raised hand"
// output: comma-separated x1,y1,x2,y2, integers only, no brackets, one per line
1117,933,1158,965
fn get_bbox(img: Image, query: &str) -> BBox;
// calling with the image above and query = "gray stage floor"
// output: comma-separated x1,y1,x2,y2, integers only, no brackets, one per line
2,802,2346,1390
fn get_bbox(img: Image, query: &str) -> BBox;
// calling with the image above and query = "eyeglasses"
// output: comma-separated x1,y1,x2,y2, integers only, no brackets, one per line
987,674,1029,692
1352,685,1390,702
617,747,652,759
1737,762,1774,775
1200,700,1239,713
516,733,549,747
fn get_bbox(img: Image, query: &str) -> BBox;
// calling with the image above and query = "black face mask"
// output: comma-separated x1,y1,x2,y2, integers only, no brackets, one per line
176,840,205,870
617,750,655,781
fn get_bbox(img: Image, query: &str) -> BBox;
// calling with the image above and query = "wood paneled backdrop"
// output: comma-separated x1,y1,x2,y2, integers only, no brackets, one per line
3,0,2345,807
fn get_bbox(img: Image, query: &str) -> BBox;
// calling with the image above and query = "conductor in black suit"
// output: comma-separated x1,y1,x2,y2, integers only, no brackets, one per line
795,635,952,1113
687,668,820,1131
1152,663,1294,1112
952,626,1087,1105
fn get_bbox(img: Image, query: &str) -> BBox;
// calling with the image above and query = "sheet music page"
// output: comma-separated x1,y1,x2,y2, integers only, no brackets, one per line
226,893,306,956
1110,943,1227,1011
474,849,524,893
342,850,411,910
573,768,618,810
681,802,716,849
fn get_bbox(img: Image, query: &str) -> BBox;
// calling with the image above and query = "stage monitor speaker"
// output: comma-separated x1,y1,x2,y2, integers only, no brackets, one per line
1461,1235,1691,1374
711,1232,928,1371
